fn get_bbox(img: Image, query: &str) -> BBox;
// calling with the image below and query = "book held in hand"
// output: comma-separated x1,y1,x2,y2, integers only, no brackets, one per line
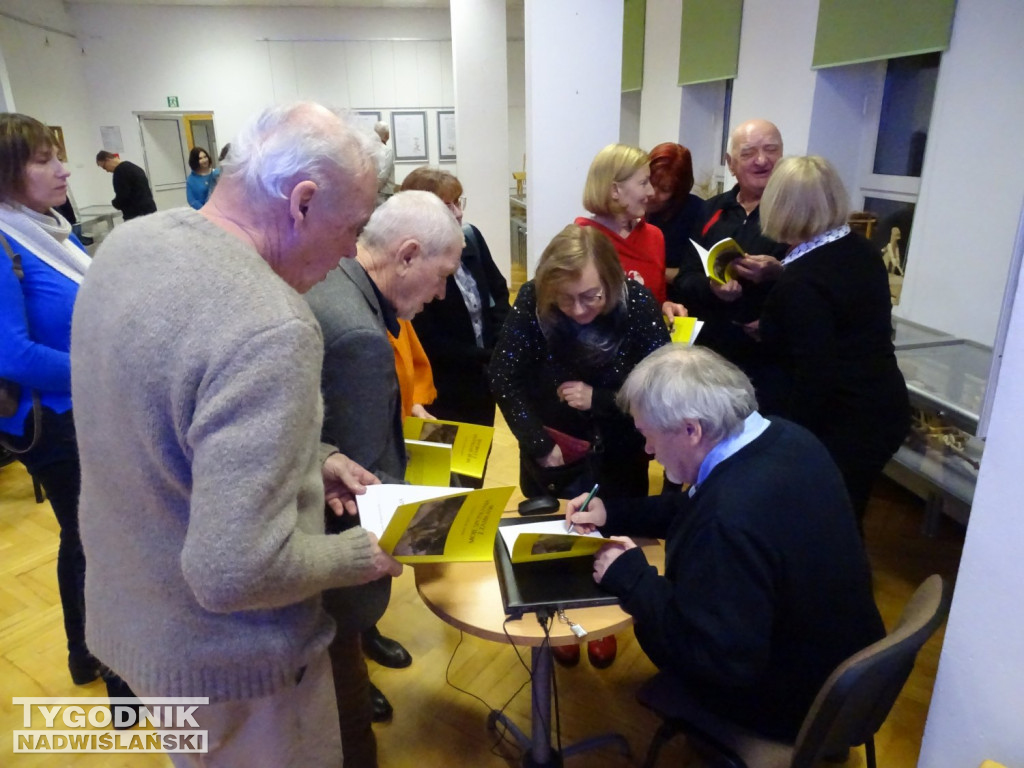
358,484,515,563
402,417,494,479
691,237,745,284
669,316,705,346
403,439,452,486
498,518,606,564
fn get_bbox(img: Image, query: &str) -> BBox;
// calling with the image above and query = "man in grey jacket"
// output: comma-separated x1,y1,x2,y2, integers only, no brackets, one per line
71,103,402,767
305,191,463,767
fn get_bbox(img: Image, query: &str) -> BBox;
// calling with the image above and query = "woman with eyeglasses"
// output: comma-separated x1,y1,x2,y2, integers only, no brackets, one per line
400,168,509,433
490,223,670,668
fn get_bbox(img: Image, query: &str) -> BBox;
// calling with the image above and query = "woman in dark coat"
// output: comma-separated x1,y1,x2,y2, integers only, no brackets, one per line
756,155,910,523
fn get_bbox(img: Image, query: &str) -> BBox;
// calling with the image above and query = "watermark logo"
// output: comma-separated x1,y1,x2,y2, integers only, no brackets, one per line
13,697,209,754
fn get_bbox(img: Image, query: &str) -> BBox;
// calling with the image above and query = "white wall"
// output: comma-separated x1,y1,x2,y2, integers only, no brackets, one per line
637,0,684,152
0,0,109,208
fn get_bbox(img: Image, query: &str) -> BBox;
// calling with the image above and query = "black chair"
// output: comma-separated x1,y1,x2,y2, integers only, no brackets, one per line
637,574,952,768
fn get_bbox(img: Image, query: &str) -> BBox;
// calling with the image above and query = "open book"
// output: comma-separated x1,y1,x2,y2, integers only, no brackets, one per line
497,518,606,564
691,237,745,284
358,484,514,563
402,417,494,479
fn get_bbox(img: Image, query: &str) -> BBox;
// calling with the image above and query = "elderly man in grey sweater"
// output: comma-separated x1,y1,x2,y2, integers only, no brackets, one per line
70,103,402,767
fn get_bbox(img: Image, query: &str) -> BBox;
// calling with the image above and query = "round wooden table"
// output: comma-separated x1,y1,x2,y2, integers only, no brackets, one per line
415,539,664,767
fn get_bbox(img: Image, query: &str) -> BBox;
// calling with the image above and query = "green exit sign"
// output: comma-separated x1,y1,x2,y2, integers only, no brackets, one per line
167,96,179,108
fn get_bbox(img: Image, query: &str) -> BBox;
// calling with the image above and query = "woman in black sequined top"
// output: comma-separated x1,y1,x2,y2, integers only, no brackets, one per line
490,223,670,499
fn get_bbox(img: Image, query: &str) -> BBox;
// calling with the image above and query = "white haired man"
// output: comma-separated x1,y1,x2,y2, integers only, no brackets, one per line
305,191,463,766
71,102,403,766
565,344,884,742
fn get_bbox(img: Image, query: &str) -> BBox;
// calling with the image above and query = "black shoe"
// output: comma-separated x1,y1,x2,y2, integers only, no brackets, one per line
369,682,393,723
362,627,412,669
68,652,102,685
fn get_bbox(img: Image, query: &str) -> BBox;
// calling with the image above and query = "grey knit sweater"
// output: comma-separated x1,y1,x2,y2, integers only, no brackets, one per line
71,209,378,702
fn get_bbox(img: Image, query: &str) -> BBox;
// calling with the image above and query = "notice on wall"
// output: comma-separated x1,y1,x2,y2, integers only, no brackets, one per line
100,125,123,154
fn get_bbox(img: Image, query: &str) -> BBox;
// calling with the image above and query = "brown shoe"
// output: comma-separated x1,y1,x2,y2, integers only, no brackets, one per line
551,643,581,667
587,635,617,668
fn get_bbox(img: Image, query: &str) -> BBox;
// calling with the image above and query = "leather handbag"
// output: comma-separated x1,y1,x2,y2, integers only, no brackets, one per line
522,426,600,499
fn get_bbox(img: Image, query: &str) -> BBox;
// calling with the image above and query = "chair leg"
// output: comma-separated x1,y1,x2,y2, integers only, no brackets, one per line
865,737,877,768
33,476,45,504
641,721,679,768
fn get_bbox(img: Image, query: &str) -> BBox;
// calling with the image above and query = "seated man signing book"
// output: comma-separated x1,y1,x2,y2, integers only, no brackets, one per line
304,191,463,759
565,345,884,741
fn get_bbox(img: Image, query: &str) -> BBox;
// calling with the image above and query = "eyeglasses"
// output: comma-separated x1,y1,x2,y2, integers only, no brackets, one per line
447,197,467,212
555,289,604,312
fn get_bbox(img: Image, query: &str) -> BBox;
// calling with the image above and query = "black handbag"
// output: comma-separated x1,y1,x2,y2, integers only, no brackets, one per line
0,232,41,453
521,426,601,499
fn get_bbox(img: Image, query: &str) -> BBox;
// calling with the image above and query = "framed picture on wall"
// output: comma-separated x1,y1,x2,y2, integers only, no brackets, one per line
354,111,381,135
437,110,456,161
391,111,428,162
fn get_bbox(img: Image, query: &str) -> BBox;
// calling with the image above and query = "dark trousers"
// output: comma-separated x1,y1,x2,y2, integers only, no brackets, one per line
15,408,87,657
326,631,377,768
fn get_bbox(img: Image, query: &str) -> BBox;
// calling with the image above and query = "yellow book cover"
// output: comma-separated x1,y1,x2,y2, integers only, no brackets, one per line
669,316,705,346
404,439,452,486
498,519,606,564
690,237,745,284
402,417,494,479
358,484,515,563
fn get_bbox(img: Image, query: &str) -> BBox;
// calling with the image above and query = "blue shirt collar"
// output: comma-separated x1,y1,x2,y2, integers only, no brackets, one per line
689,412,771,497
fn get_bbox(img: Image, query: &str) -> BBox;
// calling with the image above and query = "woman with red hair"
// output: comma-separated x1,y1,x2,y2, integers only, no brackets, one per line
646,142,705,283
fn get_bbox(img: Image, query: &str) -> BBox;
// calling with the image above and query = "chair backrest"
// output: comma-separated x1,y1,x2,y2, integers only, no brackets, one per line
790,574,952,768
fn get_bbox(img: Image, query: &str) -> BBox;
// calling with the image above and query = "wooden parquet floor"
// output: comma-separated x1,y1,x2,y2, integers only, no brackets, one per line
0,414,965,767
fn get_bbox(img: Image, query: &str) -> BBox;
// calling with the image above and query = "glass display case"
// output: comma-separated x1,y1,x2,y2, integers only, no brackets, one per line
887,318,990,526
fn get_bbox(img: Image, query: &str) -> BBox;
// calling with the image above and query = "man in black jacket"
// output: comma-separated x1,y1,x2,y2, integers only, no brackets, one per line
566,345,884,741
96,151,157,221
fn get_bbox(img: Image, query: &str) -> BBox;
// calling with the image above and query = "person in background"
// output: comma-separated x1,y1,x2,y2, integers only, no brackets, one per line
756,155,910,524
95,150,157,221
372,121,394,206
490,224,671,669
72,102,401,767
1,113,99,687
567,344,884,742
185,146,219,210
575,143,687,320
667,118,788,405
400,167,509,430
306,191,463,765
218,143,232,163
645,142,704,283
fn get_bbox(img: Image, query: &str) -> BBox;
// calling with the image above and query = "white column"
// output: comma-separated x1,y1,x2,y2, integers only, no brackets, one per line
524,0,622,275
450,0,511,278
637,0,683,152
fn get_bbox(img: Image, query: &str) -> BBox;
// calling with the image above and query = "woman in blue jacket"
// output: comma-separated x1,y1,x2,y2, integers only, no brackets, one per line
0,113,98,685
185,146,219,209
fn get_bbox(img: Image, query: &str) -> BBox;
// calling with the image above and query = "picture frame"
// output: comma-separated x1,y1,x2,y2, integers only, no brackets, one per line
391,111,428,162
437,110,456,161
354,111,382,135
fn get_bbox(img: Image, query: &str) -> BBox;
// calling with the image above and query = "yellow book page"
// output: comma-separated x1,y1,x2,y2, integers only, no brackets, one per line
379,485,514,563
670,316,704,346
509,533,606,564
690,237,745,284
404,440,452,486
402,417,494,478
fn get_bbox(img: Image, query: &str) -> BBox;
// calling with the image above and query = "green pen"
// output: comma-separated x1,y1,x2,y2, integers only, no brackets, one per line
568,483,600,534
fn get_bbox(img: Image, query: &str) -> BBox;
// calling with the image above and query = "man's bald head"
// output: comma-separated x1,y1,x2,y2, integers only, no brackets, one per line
726,119,783,203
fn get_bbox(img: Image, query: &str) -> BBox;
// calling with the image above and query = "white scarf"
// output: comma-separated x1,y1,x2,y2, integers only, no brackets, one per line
0,202,90,284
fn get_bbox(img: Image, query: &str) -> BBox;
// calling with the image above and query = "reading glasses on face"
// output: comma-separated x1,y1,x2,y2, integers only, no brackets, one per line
556,290,603,312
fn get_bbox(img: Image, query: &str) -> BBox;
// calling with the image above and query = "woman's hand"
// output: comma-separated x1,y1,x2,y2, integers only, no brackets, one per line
593,537,637,583
537,444,565,468
661,301,688,320
411,404,436,420
557,381,593,411
732,254,782,284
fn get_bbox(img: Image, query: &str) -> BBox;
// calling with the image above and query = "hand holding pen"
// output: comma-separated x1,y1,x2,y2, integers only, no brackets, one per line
566,483,604,535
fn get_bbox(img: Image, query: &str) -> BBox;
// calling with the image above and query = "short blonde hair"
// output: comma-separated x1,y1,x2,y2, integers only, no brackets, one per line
582,143,650,217
760,155,850,244
534,224,625,324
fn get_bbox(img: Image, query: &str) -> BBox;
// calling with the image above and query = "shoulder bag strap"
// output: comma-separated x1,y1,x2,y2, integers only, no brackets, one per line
0,232,43,454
